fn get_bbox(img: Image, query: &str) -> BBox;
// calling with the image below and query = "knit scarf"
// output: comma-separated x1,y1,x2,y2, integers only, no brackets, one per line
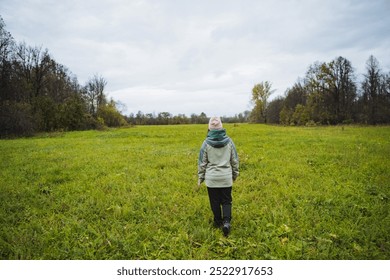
206,129,231,148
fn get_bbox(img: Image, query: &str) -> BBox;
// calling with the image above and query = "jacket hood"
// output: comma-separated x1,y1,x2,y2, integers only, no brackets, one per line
206,129,231,148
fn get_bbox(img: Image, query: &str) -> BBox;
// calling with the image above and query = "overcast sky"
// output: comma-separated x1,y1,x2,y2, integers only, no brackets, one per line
1,0,389,116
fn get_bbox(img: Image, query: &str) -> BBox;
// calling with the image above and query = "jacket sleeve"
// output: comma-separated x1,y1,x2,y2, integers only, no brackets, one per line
198,141,208,183
230,140,239,181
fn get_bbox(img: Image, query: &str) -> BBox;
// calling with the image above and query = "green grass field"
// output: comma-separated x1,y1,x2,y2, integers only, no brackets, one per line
0,124,389,259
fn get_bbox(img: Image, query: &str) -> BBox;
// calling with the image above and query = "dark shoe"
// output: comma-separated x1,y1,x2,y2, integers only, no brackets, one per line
222,222,231,236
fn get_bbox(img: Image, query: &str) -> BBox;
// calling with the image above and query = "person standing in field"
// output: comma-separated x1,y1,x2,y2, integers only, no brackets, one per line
198,117,239,237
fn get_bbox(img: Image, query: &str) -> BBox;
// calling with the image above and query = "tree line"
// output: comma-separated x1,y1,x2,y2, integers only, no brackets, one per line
125,111,250,125
0,17,127,137
251,56,390,125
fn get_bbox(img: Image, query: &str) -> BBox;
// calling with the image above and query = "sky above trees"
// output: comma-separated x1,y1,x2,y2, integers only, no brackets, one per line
1,0,389,116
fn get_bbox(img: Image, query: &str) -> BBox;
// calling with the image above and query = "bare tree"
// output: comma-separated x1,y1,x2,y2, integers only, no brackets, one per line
327,56,356,122
0,16,15,102
84,74,107,117
361,55,382,124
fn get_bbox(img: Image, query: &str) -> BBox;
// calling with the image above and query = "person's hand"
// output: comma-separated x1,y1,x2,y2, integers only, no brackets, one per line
195,179,202,192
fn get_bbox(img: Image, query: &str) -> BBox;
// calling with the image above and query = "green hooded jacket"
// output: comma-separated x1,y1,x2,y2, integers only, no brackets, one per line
198,129,239,188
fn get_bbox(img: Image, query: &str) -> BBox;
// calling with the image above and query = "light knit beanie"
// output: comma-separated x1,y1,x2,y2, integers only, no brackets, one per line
208,117,223,130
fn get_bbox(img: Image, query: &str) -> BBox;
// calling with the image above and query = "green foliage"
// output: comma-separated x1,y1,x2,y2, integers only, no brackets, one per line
250,81,275,123
1,125,389,259
291,104,310,126
0,101,35,137
97,100,127,127
262,56,390,125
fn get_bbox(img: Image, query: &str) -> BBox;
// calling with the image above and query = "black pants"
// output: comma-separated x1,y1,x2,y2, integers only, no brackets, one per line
207,187,232,224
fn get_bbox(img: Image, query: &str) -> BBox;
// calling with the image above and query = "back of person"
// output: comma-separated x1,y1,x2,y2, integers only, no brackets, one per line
202,136,237,188
198,117,239,236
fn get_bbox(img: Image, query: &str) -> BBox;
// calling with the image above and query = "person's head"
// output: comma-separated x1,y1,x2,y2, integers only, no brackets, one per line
208,117,223,130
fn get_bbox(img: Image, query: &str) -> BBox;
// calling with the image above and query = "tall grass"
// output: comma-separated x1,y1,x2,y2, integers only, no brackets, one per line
0,125,389,259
